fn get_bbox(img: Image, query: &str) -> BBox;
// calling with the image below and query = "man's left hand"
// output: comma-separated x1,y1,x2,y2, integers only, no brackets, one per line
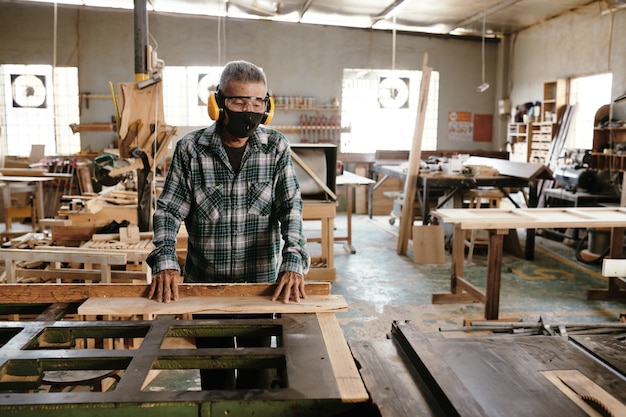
272,271,307,303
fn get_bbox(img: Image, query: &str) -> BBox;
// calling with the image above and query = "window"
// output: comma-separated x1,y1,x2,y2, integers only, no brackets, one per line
568,72,612,149
162,66,221,126
340,69,439,153
0,64,80,158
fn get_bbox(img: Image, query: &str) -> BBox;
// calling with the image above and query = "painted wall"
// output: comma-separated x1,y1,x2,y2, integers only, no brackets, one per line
0,2,500,153
510,3,626,122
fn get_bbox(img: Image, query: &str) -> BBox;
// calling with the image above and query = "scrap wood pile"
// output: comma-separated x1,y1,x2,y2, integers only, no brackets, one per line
0,233,55,283
0,226,153,284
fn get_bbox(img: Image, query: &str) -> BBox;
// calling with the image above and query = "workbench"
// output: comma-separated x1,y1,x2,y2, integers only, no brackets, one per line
370,164,543,259
431,207,626,320
369,164,538,224
0,283,370,416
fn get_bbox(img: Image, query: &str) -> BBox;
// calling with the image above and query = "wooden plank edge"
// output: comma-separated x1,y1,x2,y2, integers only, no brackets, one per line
0,282,332,304
587,288,626,301
77,295,348,316
431,292,481,304
316,312,369,403
456,277,487,303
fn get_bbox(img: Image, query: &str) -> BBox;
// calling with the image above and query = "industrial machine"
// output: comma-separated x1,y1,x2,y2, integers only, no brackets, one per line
552,149,614,194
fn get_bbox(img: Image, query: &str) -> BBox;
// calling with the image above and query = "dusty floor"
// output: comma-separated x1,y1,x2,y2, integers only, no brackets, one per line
322,214,625,341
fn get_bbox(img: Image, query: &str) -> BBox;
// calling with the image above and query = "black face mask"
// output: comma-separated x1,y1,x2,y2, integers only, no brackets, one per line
224,108,264,138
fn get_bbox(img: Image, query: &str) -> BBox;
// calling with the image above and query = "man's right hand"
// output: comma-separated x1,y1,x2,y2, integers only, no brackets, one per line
148,269,181,303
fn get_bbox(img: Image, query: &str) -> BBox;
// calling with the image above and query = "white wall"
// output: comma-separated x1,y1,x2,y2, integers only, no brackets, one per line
0,2,502,153
511,3,626,122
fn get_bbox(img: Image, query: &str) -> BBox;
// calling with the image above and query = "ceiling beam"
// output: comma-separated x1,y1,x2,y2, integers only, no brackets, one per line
370,0,411,27
436,0,524,34
299,0,313,21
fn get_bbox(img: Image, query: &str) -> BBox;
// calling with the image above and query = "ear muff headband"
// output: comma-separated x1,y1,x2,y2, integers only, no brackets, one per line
208,90,223,121
207,89,274,125
263,95,274,125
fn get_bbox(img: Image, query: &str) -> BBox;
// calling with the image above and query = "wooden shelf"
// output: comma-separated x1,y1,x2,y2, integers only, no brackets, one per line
542,79,566,122
275,105,340,112
507,122,555,163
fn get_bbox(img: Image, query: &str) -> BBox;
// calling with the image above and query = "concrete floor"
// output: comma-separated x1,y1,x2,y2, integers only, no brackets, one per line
322,214,626,341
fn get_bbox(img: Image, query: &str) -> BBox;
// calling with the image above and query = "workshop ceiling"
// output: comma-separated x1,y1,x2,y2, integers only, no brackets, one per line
11,0,626,37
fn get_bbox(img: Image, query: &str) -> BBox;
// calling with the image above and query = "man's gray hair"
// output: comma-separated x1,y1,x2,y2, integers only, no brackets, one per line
220,60,267,89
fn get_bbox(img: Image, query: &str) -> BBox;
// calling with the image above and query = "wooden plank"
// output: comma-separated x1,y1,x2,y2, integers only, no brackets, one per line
456,277,487,304
398,53,431,255
302,200,336,219
349,339,444,417
91,231,153,242
391,322,490,417
432,207,626,230
412,225,445,264
42,245,150,262
316,312,369,403
0,283,332,304
542,370,626,417
392,322,626,416
77,295,348,315
570,334,626,377
14,268,148,282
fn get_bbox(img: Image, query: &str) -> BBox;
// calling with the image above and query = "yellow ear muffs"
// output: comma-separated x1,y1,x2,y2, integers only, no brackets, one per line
208,91,222,121
262,96,275,125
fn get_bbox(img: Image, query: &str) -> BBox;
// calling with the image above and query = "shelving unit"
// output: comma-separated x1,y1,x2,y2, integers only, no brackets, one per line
272,96,348,145
542,79,566,122
589,127,626,170
507,123,530,162
529,122,556,164
507,122,556,163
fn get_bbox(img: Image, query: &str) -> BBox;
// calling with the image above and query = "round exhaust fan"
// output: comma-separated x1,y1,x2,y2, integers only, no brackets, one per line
11,74,47,108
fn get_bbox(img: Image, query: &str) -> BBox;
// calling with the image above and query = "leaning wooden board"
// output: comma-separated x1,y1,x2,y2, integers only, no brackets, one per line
78,295,348,315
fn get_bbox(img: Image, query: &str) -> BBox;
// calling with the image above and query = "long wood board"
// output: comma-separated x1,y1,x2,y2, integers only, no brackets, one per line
78,295,348,315
0,283,332,304
433,207,626,230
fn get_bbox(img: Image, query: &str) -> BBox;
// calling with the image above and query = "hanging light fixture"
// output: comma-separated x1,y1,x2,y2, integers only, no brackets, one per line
477,0,489,93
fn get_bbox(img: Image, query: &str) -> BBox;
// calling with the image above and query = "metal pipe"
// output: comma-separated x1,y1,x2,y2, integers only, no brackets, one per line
134,0,149,82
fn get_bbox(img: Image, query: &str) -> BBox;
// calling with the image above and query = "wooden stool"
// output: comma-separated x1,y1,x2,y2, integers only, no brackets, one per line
465,188,503,262
5,193,36,230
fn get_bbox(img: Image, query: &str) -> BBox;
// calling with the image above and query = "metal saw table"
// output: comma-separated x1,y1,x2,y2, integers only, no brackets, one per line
0,283,370,416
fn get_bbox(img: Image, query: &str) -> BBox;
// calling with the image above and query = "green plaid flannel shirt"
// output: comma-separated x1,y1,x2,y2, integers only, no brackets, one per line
146,125,310,283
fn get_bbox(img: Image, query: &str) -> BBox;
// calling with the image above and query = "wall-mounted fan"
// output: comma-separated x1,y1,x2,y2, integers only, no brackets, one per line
11,74,47,108
378,77,409,109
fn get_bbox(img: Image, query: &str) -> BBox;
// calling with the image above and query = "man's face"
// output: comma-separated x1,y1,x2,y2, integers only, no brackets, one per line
221,80,267,140
222,81,267,115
